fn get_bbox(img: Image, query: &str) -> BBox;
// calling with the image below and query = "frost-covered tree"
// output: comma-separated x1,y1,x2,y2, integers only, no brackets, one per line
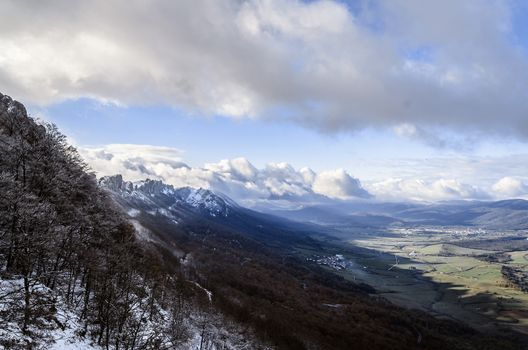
0,93,185,348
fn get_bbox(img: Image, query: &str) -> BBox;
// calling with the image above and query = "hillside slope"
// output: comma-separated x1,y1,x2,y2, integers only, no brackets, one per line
0,93,266,349
101,176,526,349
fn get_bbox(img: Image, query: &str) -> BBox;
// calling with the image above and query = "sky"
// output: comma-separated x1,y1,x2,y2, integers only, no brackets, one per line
2,0,528,205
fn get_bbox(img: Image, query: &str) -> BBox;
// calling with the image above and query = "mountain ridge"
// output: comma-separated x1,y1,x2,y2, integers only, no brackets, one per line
265,198,528,229
100,174,236,218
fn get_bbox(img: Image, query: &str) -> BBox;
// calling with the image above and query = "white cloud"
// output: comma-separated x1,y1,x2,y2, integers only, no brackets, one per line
80,143,528,203
492,177,528,198
312,169,371,199
204,157,258,182
80,144,187,180
79,144,370,204
300,167,316,184
2,1,528,141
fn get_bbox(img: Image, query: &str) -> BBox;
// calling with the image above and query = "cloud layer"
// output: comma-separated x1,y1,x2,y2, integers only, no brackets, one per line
80,143,528,204
80,144,371,205
2,0,528,140
369,178,490,202
492,176,528,198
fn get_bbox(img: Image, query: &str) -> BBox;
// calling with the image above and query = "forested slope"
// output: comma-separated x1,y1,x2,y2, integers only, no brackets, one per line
105,177,528,350
0,93,265,349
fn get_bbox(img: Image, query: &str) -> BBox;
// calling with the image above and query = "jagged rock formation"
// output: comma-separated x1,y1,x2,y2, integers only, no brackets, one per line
100,174,234,218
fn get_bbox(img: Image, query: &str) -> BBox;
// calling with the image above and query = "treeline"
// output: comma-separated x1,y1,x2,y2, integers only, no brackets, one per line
501,265,528,292
0,93,252,349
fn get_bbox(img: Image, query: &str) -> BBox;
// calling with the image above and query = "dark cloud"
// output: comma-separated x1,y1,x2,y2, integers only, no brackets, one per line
1,1,528,141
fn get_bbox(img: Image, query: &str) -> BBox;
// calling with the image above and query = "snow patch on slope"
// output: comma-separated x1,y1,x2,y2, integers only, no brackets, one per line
130,220,153,241
127,208,140,217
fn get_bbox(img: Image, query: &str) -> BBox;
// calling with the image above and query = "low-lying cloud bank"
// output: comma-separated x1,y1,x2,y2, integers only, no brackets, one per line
369,178,490,202
80,144,528,205
80,144,371,205
492,177,528,198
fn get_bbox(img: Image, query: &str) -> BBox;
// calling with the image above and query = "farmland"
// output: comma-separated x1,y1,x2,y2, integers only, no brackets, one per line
320,227,528,335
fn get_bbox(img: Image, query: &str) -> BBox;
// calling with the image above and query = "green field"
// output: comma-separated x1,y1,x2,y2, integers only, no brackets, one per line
341,230,528,335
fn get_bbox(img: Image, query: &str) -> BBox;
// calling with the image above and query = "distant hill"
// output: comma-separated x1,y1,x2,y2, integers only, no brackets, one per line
267,199,528,230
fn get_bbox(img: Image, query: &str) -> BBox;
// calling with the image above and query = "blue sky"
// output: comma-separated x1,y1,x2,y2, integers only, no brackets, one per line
33,98,442,173
31,97,528,186
4,0,528,203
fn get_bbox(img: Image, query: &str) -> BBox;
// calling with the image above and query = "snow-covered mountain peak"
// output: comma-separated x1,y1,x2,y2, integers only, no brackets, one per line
173,187,234,217
99,175,235,217
134,178,176,196
99,175,175,196
98,174,128,192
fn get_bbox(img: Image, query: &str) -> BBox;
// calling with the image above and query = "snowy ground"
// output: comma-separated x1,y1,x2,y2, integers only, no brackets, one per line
46,311,99,350
0,275,268,350
0,277,100,350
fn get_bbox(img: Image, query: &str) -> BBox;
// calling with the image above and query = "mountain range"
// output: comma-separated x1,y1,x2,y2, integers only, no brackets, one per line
264,198,528,230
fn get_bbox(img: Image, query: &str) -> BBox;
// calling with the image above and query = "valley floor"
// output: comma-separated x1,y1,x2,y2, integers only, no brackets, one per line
314,227,528,336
